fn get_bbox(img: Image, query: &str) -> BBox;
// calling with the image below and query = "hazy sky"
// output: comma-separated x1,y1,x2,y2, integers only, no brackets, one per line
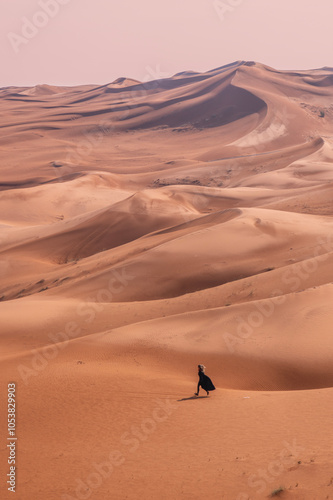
2,0,333,86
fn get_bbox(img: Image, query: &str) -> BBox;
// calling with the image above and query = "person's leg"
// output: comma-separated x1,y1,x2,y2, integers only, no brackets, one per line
195,381,200,395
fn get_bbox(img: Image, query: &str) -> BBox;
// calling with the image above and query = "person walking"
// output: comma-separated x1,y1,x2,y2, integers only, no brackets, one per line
195,364,216,396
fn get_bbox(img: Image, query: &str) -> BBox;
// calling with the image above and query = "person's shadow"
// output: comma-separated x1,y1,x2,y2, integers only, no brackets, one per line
178,395,209,401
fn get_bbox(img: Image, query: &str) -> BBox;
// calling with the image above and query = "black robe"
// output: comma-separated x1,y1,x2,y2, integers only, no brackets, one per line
198,371,216,391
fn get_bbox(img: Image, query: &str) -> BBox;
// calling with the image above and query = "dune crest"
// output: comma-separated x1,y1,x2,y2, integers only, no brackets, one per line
1,62,333,500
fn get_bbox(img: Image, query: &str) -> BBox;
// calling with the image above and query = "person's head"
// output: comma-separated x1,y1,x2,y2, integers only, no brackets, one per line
198,364,206,373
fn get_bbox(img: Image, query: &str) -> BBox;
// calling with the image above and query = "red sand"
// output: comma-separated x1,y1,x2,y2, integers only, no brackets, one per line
1,61,333,499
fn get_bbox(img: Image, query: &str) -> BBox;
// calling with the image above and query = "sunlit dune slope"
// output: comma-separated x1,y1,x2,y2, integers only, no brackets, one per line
1,61,333,500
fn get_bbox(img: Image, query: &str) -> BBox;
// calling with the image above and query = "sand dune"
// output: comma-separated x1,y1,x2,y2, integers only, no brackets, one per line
1,61,333,499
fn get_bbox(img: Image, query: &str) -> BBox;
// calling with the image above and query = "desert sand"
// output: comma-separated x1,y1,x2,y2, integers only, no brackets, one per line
1,61,333,499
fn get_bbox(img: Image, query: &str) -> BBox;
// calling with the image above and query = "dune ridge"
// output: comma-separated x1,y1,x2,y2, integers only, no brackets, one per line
1,61,333,499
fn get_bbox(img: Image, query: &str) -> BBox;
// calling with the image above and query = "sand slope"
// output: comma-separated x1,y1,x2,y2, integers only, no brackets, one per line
1,61,333,499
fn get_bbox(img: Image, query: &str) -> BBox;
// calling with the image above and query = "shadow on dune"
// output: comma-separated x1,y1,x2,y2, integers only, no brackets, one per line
177,396,209,401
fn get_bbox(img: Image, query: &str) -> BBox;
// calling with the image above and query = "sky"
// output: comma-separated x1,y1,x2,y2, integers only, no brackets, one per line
1,0,333,87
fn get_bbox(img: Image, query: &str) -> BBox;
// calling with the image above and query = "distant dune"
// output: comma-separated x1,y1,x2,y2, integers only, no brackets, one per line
1,61,333,500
